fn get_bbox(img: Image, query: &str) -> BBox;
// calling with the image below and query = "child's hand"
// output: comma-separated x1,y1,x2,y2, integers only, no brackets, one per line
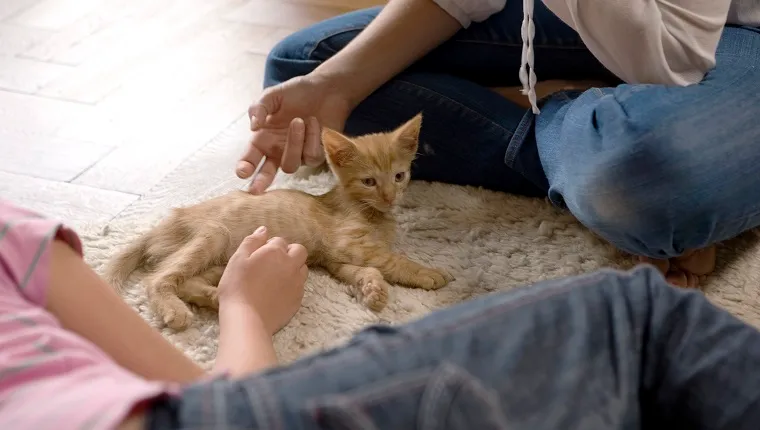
218,226,308,334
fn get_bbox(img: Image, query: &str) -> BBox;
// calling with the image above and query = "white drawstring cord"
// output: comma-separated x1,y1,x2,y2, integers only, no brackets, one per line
519,0,540,114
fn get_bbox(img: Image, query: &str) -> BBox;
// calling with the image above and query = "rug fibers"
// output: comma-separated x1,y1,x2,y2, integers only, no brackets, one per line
77,117,760,369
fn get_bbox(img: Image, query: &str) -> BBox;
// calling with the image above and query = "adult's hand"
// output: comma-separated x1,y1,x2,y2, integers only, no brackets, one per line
238,0,464,194
238,74,352,194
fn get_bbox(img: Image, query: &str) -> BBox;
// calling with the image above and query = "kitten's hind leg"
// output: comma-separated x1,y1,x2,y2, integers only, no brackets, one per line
147,238,226,330
180,266,225,310
198,265,225,284
146,283,194,330
323,262,389,312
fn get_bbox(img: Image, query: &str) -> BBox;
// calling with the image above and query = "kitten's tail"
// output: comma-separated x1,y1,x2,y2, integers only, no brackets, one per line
103,235,148,293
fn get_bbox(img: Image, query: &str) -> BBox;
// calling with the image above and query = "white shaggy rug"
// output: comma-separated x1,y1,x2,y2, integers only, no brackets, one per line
80,117,760,369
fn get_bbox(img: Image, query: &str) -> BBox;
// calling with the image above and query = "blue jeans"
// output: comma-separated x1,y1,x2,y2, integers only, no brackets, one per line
263,4,760,259
146,266,760,429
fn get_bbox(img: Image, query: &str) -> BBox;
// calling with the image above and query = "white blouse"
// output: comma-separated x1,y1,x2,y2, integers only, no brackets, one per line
432,0,759,113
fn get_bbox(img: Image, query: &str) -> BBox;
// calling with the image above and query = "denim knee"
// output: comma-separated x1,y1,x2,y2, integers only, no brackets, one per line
264,30,318,87
264,8,380,87
559,111,721,259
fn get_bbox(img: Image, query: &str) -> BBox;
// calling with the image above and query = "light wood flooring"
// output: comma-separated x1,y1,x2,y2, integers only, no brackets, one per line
0,0,383,226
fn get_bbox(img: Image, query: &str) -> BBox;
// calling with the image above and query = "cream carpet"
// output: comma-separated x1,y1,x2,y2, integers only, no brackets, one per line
80,116,760,369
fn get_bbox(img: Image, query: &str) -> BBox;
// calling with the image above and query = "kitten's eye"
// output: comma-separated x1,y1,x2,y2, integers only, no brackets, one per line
394,172,406,182
361,178,376,187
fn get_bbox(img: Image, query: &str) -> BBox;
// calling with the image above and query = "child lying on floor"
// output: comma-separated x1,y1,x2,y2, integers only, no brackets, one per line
0,199,306,429
1,198,758,430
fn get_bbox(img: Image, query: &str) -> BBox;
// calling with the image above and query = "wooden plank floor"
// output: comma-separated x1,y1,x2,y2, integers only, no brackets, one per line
0,0,383,226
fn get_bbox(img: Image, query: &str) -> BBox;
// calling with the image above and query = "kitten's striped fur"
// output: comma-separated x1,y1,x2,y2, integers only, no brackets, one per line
104,114,452,330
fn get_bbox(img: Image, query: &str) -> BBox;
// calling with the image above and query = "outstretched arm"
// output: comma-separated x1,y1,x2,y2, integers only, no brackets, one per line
0,200,205,383
49,232,293,381
47,239,206,382
240,0,498,192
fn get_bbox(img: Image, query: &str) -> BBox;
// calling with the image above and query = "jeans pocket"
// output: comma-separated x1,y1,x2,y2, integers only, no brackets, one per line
307,362,508,430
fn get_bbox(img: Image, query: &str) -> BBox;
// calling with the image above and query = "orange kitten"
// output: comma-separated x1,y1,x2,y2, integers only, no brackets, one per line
104,114,453,330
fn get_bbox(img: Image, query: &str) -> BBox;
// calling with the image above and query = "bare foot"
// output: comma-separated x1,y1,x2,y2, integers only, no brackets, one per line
672,246,716,276
664,268,700,288
638,245,716,288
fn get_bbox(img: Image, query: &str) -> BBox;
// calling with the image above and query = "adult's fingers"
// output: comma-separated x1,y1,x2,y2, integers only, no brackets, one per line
248,156,278,195
280,118,306,174
235,226,268,257
265,236,289,251
287,243,308,266
248,103,270,131
302,116,324,167
249,88,280,131
237,137,265,179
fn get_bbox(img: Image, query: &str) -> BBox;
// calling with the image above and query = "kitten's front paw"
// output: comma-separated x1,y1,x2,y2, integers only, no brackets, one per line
413,267,454,290
359,277,389,312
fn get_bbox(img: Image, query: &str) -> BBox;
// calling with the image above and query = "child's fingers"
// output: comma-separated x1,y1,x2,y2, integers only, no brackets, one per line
298,264,309,284
265,236,289,251
236,226,268,257
287,243,308,266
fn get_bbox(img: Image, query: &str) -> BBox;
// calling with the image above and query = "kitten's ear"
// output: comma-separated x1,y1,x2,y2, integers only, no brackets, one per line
322,127,358,168
393,113,422,156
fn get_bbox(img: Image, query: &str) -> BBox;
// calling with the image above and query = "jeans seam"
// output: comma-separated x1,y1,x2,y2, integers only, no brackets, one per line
452,40,589,50
503,110,533,168
241,378,282,430
314,370,432,404
307,26,367,59
503,90,565,169
392,78,516,138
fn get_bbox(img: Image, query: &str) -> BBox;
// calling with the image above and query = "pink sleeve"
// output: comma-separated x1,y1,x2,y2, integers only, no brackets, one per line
0,200,83,307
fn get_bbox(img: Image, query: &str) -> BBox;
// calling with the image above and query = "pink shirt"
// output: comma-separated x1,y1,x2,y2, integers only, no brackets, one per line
0,200,175,429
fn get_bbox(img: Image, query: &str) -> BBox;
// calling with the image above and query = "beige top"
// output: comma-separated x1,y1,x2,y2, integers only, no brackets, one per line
433,0,759,113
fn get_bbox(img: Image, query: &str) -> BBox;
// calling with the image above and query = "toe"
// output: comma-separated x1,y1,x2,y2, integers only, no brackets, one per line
665,269,700,289
673,246,716,276
665,269,689,288
364,291,387,312
638,256,670,275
